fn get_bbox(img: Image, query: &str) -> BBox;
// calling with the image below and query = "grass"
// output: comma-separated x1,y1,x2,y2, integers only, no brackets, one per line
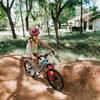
0,38,26,54
0,31,100,62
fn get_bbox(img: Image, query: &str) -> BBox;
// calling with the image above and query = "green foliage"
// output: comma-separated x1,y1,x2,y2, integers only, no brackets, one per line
37,0,46,7
0,8,7,31
0,8,6,20
59,7,76,24
83,0,90,3
89,4,98,12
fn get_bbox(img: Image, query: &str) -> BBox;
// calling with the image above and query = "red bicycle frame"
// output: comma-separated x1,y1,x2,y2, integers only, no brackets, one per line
47,64,56,81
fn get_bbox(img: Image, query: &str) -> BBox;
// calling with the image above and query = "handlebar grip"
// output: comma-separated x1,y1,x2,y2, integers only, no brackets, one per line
38,50,55,59
37,56,42,60
51,50,54,54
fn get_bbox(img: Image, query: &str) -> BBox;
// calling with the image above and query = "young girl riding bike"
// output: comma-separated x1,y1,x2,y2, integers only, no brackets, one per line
26,27,55,77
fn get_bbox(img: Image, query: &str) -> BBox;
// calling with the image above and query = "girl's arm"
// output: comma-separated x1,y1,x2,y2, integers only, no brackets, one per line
38,39,55,51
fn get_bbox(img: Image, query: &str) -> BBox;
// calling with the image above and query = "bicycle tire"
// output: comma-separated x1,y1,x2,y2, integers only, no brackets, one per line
24,60,36,78
46,68,64,90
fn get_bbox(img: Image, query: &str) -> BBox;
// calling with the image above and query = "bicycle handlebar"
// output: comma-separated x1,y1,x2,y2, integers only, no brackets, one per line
38,50,54,60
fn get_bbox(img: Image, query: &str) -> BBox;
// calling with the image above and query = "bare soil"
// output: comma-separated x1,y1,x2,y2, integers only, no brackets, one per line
0,54,100,100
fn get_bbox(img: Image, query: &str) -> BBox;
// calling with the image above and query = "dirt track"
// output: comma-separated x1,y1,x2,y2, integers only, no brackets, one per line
0,54,100,100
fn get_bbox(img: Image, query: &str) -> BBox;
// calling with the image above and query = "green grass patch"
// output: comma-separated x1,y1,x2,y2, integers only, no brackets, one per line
1,31,100,61
0,39,26,54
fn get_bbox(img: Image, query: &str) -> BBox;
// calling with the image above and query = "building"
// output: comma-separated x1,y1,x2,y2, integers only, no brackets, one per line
67,11,100,32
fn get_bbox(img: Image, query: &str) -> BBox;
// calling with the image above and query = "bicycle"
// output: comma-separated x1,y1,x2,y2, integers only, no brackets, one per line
24,50,64,90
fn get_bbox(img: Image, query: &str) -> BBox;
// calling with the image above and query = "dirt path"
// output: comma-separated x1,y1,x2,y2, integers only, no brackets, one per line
0,54,100,100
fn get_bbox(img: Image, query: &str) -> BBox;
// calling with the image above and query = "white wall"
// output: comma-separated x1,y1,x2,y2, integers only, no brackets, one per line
93,18,100,31
68,21,80,27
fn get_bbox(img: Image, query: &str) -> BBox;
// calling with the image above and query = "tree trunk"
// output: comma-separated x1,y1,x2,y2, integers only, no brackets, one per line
80,0,83,34
51,10,59,50
45,7,50,36
59,20,61,28
25,1,33,31
7,10,17,39
54,21,59,50
25,16,29,31
21,13,25,37
50,0,69,50
47,20,50,36
19,0,25,37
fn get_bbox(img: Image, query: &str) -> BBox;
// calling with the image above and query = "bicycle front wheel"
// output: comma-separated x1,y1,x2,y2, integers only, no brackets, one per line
24,60,36,78
46,68,64,90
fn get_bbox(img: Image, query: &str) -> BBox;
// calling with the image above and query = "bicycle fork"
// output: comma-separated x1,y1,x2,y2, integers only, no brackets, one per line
48,65,56,81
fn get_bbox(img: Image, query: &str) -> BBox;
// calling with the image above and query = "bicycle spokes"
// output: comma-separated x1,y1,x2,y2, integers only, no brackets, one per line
24,60,36,78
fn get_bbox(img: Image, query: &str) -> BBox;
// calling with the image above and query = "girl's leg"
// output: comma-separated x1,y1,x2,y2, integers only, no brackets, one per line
29,53,39,73
33,53,39,64
33,53,40,74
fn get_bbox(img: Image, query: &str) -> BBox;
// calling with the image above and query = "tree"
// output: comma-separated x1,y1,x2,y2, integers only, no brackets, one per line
37,0,51,36
80,0,83,34
44,4,50,36
19,0,25,37
35,0,79,50
49,0,80,50
0,0,17,39
59,5,76,25
80,0,96,34
89,4,98,12
25,0,34,31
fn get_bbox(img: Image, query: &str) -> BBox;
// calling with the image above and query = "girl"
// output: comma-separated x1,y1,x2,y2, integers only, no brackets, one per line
26,27,55,77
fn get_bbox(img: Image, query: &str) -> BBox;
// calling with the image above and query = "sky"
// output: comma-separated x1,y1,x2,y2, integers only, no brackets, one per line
96,0,100,9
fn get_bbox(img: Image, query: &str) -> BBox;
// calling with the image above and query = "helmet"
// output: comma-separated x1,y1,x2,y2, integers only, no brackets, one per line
30,27,40,36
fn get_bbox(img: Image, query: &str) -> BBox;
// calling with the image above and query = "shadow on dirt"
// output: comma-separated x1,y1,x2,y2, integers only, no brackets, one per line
0,54,100,100
0,39,26,54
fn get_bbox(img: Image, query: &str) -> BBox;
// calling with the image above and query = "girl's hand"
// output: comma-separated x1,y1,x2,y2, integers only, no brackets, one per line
34,58,38,64
31,55,35,61
51,48,56,52
32,57,35,61
32,57,37,63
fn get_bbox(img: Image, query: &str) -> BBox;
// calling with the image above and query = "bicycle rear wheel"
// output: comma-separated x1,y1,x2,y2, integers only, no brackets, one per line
24,60,36,78
46,68,64,90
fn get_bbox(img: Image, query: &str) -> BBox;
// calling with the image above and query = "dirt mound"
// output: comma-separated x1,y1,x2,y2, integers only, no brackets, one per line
56,60,100,100
56,60,100,91
0,54,100,100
